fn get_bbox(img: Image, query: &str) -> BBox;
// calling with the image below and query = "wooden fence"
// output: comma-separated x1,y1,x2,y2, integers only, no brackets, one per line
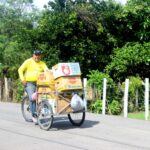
0,78,15,102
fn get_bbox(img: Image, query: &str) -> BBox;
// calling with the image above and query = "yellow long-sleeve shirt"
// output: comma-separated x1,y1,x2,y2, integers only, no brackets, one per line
18,58,48,82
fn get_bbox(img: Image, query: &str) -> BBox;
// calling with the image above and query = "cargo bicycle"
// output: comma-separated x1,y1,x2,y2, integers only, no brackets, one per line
21,63,86,130
21,84,86,130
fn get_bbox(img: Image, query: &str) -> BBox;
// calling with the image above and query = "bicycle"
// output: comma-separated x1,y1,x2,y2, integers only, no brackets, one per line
21,88,86,130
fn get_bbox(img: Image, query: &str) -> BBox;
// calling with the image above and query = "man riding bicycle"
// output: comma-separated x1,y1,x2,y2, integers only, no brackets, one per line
18,50,48,124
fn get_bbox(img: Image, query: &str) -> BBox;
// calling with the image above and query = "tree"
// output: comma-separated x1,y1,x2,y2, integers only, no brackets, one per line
0,0,38,78
105,0,150,81
106,42,150,81
34,0,123,76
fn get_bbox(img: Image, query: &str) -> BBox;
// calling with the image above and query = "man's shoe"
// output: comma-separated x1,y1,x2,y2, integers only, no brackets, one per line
32,117,38,125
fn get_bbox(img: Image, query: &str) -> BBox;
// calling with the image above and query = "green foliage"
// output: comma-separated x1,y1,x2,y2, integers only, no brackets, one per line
0,0,38,79
111,0,150,44
106,42,150,81
128,76,143,112
47,0,67,12
128,76,142,96
34,0,123,76
87,70,115,104
0,0,149,80
89,99,102,114
120,76,144,112
108,100,122,115
89,98,122,115
87,70,114,91
0,0,149,103
13,79,24,103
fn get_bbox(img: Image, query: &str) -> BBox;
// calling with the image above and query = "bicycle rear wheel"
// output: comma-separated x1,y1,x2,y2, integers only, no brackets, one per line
21,96,32,122
68,111,85,126
37,100,53,130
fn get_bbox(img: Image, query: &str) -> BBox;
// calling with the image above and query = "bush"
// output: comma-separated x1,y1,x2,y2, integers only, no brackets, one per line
87,70,115,100
13,79,24,102
89,99,102,114
87,70,114,91
108,100,122,115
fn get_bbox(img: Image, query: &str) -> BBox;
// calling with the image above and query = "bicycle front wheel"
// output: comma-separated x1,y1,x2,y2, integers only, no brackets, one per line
37,100,53,130
21,96,32,122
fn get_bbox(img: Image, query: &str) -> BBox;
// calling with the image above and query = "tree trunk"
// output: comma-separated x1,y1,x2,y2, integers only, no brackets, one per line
0,79,2,101
135,89,139,108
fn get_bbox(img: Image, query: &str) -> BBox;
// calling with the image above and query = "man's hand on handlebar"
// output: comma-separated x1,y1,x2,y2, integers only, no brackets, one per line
22,80,27,86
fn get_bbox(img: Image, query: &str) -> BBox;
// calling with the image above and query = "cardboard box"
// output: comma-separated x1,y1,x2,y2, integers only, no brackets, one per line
37,87,56,101
52,63,81,79
37,71,54,85
55,76,83,92
57,98,72,113
37,87,56,113
37,89,75,114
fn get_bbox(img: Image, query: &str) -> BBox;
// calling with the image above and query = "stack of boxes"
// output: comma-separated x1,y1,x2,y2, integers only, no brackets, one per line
37,70,55,96
36,63,83,113
37,70,56,113
52,63,83,113
52,63,83,92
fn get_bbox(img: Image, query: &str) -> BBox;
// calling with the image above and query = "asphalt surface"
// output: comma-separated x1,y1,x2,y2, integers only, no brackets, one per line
0,102,150,150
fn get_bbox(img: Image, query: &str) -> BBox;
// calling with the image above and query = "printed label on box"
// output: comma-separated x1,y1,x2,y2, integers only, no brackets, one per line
52,63,81,79
37,71,54,85
55,76,82,92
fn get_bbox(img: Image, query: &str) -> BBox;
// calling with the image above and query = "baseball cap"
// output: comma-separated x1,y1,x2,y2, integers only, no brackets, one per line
33,50,42,55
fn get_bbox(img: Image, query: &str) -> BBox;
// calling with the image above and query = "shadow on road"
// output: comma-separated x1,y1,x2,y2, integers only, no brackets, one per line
50,116,99,131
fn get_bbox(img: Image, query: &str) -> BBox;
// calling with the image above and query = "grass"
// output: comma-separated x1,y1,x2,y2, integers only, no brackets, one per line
128,111,150,120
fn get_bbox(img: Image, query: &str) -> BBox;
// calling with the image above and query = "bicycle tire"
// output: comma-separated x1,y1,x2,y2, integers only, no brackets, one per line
37,100,53,130
68,111,85,126
21,96,32,122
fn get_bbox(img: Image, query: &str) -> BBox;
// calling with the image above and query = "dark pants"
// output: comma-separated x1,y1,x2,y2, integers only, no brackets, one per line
25,82,36,117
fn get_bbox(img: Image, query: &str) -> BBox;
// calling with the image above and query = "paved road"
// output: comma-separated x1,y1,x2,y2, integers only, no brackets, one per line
0,102,150,150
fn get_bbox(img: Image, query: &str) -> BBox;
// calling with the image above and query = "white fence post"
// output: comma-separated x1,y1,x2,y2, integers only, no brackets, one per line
102,78,107,115
123,79,129,118
83,78,87,111
145,78,149,120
